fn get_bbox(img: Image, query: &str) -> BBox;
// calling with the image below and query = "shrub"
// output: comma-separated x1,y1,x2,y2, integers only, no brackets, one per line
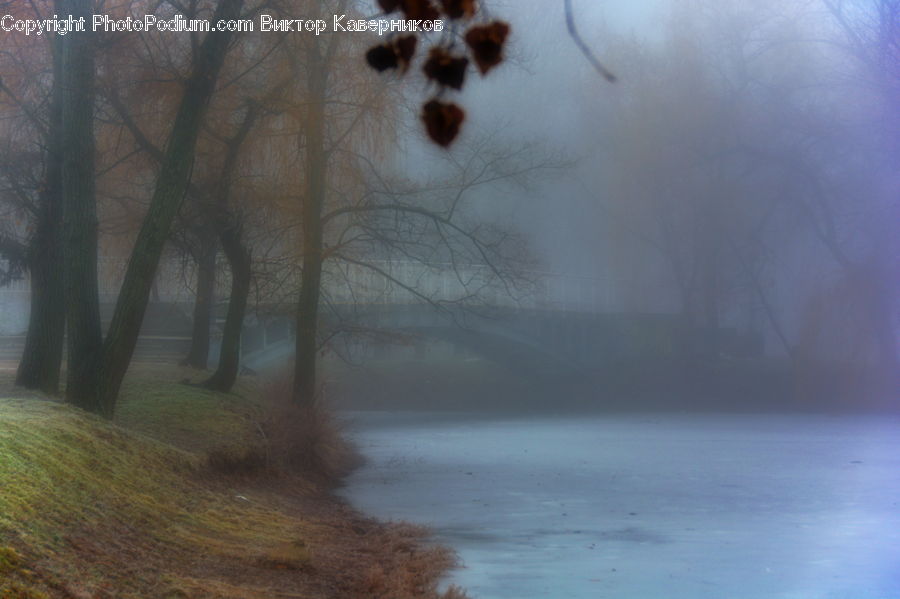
258,370,362,484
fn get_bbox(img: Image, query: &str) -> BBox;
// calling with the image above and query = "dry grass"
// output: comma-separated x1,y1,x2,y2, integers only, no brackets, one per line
256,371,362,484
0,367,465,599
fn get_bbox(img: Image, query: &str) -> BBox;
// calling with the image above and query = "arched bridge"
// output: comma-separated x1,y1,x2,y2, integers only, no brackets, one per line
0,258,761,371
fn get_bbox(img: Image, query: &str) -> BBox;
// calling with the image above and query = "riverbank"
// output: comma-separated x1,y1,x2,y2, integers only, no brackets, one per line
0,366,465,599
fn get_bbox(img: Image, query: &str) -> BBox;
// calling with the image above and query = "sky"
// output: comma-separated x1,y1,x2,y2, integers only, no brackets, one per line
374,0,897,358
394,0,667,279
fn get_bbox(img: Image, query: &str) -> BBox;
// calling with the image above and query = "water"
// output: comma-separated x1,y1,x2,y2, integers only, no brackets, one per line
339,411,900,599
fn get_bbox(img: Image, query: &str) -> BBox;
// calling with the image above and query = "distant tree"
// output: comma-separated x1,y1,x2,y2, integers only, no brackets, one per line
581,0,896,399
178,216,219,369
706,0,898,382
199,103,259,392
599,27,759,356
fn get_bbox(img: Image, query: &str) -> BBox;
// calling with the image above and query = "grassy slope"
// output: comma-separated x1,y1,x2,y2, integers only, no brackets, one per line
0,368,463,599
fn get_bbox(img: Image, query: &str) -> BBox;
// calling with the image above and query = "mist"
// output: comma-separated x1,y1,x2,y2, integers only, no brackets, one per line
0,1,897,598
329,0,897,412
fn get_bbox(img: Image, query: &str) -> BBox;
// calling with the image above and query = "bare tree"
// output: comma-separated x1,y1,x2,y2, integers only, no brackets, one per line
48,0,247,415
0,0,67,393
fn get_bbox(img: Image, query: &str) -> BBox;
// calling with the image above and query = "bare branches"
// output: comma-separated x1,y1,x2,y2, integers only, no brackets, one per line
0,77,49,139
564,0,617,82
331,252,462,321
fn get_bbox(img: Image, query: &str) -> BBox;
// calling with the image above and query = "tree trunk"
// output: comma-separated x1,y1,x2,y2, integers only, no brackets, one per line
183,232,217,369
17,212,66,393
728,240,794,361
697,229,721,361
16,28,65,394
292,54,328,406
60,0,103,410
93,0,244,416
203,226,250,392
199,102,258,390
293,244,323,405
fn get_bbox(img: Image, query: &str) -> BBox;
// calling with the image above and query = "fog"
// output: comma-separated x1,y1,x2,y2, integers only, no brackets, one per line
328,0,897,410
0,0,897,596
335,1,900,596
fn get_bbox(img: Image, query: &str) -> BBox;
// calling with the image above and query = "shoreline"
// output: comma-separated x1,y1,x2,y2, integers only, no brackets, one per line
0,366,466,599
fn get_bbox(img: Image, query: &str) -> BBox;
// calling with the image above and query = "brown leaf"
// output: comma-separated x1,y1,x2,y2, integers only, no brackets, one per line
366,37,418,74
465,21,510,75
366,44,398,72
439,0,477,19
423,48,469,90
394,35,418,73
422,100,465,147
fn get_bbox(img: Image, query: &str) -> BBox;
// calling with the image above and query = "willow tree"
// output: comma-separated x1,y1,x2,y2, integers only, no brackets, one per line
274,0,403,404
293,20,332,404
270,2,547,405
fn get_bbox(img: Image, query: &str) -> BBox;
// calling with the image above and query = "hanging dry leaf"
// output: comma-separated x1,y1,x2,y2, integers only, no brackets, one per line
422,100,465,147
423,48,468,90
366,44,398,71
366,0,509,146
366,36,419,73
465,21,510,75
394,35,418,72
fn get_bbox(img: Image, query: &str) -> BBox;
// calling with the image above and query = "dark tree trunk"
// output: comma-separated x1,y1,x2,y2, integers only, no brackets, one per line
94,0,244,416
292,56,328,406
183,232,217,369
293,243,323,405
729,240,794,360
200,103,258,391
17,201,66,394
60,0,103,410
203,226,250,392
16,29,65,394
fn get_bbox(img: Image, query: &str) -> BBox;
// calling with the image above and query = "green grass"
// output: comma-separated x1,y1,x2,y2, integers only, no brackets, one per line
0,367,462,599
116,370,263,455
0,373,304,598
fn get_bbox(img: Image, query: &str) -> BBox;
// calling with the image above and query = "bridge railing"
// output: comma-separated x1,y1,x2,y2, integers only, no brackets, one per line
319,260,615,313
526,271,615,313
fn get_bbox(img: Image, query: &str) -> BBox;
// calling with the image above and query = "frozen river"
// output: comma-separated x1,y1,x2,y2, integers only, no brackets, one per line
339,412,900,599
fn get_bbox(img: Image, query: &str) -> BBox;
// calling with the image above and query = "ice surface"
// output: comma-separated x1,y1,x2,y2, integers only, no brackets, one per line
339,412,900,599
